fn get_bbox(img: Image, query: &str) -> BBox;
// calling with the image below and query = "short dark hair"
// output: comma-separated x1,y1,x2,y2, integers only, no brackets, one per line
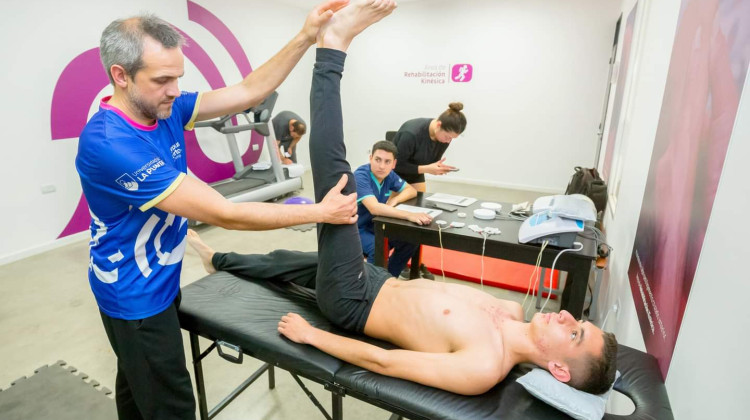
291,120,306,135
437,102,467,134
371,140,397,159
100,14,185,85
570,331,618,394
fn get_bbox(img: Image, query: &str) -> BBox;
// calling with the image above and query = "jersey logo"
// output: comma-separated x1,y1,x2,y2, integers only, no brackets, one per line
116,173,139,191
170,142,183,161
135,213,187,278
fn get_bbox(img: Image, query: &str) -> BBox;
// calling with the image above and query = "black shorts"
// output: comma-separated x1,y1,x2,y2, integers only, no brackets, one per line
213,250,392,333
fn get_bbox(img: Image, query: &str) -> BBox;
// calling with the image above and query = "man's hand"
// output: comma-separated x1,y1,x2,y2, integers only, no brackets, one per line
319,174,358,224
300,0,350,44
425,158,456,175
407,212,432,225
278,312,316,344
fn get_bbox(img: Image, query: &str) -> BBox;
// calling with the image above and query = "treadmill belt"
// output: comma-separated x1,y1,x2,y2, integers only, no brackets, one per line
212,178,266,197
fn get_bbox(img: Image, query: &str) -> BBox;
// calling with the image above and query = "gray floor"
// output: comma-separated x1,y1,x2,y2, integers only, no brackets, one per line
0,172,556,419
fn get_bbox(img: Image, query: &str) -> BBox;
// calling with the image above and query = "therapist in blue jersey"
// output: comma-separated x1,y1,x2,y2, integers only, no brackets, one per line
75,3,359,419
355,141,432,278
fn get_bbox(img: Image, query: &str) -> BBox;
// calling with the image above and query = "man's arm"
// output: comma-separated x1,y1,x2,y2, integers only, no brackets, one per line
360,196,431,225
156,174,356,229
276,140,293,165
288,136,302,157
278,313,498,395
385,183,417,207
194,0,348,121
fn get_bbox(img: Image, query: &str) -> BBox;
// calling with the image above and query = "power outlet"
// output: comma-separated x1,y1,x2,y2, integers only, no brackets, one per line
252,144,260,151
613,299,621,319
40,184,56,194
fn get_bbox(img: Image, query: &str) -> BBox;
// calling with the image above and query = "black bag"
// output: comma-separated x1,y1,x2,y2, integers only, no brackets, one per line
565,166,608,213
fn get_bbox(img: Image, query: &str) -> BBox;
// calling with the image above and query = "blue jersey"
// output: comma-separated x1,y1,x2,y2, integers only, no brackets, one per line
76,92,201,320
354,164,407,233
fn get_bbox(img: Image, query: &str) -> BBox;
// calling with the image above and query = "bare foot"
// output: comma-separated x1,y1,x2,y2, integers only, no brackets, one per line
186,229,216,274
317,0,397,51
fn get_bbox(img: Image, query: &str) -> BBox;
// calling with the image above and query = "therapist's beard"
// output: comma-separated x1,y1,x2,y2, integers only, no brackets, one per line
128,87,172,121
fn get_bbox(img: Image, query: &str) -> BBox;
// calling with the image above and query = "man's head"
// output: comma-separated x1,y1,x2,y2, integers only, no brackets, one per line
530,310,618,394
100,15,185,120
369,140,398,181
290,120,307,141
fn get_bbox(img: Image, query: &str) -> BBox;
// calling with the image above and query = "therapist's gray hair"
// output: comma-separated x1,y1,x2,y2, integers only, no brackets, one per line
100,14,185,85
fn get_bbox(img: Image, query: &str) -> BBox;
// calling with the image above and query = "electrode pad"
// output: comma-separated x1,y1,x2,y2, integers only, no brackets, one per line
473,208,496,220
480,202,502,211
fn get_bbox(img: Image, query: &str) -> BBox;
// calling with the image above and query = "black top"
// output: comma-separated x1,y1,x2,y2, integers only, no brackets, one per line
272,110,305,162
393,118,449,184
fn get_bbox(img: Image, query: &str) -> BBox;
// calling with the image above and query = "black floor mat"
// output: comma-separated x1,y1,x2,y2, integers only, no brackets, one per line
0,361,115,420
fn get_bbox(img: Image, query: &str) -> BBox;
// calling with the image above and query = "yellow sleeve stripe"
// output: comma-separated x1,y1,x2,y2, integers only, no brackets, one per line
183,92,203,131
139,173,186,212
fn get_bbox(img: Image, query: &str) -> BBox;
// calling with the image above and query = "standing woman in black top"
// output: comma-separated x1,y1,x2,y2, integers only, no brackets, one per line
392,102,467,192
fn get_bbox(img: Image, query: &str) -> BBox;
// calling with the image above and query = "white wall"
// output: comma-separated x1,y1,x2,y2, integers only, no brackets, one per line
336,0,621,192
0,0,310,264
0,0,623,263
597,0,748,417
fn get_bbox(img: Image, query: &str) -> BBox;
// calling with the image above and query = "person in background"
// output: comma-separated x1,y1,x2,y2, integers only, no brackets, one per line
355,140,432,277
391,103,467,278
272,110,306,164
392,102,467,192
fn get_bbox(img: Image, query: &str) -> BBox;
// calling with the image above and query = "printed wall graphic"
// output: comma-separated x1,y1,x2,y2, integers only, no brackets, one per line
451,64,473,82
49,0,259,238
403,63,474,84
601,3,638,181
628,0,749,378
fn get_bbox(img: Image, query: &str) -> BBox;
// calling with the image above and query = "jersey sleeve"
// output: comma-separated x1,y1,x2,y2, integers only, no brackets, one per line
82,133,185,214
176,91,201,130
354,168,375,203
388,172,407,193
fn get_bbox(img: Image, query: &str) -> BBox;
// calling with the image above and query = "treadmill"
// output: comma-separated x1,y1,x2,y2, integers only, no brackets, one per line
193,92,303,204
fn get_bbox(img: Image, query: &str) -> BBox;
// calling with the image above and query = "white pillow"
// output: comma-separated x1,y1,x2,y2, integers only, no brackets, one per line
516,368,620,420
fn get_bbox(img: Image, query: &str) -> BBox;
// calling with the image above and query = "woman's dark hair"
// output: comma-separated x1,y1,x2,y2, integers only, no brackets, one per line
437,102,467,134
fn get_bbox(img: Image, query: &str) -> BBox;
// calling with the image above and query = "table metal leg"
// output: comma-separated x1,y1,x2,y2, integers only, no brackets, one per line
190,334,210,420
560,260,591,319
375,223,386,267
332,392,343,420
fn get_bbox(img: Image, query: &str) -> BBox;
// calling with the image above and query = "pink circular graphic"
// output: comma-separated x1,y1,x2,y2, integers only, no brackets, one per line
51,1,260,238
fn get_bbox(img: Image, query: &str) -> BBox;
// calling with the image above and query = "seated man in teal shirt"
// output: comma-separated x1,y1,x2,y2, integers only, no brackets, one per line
354,141,432,277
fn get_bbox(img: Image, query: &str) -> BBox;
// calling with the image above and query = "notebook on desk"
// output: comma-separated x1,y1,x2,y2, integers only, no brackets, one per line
395,204,443,219
425,193,477,207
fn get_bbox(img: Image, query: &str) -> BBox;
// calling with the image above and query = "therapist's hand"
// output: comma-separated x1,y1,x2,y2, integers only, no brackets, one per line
300,0,350,44
319,174,358,224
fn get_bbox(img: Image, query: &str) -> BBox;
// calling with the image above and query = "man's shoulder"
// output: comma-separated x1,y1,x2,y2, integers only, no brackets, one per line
384,170,403,182
383,171,404,189
353,163,371,178
274,110,300,122
79,110,131,150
